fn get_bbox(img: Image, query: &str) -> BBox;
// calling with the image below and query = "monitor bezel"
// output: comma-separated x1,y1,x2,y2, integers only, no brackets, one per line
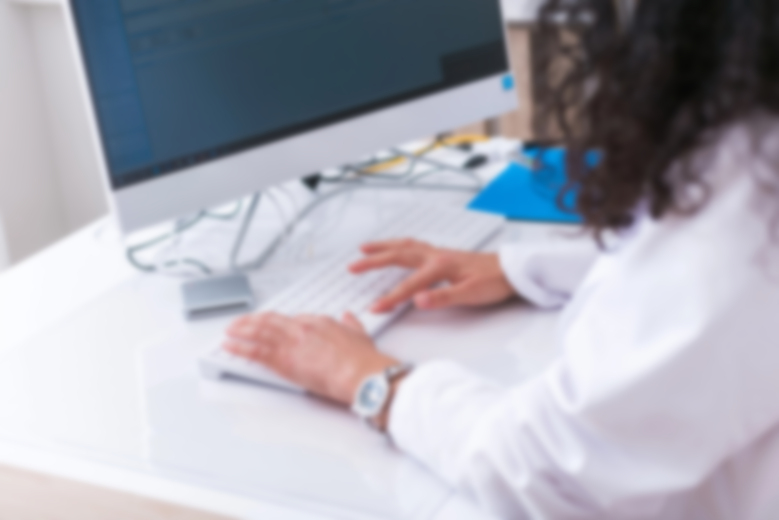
65,0,517,233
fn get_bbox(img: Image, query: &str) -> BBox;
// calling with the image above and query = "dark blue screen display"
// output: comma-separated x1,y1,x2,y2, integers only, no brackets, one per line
71,0,507,189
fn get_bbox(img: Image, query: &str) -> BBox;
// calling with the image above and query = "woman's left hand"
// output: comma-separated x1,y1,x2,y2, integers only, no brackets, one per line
223,312,399,404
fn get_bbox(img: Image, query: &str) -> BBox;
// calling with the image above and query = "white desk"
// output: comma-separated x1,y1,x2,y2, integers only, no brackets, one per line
0,177,565,520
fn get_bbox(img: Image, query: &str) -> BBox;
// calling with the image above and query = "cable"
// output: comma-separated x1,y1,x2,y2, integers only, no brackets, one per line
206,201,243,221
391,148,484,188
229,193,261,272
233,185,359,272
158,258,213,276
267,188,292,233
321,178,480,193
125,149,488,277
359,134,489,175
126,212,208,274
337,144,487,189
232,174,482,273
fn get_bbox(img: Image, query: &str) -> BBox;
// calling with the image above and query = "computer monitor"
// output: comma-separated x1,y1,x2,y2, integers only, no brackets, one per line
66,0,517,233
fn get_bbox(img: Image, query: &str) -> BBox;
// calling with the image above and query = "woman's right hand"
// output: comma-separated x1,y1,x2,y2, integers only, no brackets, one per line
349,239,517,314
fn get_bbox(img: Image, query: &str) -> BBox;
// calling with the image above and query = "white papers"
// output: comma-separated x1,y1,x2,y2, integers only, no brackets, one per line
501,0,546,22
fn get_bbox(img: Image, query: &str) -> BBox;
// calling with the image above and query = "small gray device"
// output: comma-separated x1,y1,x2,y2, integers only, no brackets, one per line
182,274,256,321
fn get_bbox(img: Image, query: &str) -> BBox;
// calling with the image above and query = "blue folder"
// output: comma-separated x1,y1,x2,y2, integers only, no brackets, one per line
468,148,596,224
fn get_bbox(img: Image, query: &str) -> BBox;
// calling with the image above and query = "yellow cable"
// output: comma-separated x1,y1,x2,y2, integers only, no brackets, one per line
361,134,489,174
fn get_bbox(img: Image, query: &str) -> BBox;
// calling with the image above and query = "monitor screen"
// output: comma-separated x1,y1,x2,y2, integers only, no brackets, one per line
71,0,508,191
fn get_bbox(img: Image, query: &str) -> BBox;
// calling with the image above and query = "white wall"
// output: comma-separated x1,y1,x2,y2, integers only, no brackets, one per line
0,211,9,270
0,0,66,262
0,0,107,265
27,4,108,232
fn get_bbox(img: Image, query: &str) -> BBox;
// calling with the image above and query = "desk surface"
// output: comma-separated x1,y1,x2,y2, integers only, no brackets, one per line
0,182,565,520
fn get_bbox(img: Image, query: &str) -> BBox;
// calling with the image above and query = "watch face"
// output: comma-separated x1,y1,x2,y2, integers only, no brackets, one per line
353,375,389,418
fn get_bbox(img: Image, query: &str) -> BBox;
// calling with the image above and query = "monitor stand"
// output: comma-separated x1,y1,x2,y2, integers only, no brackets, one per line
179,193,266,320
181,273,255,321
176,150,480,320
178,185,343,321
179,190,283,321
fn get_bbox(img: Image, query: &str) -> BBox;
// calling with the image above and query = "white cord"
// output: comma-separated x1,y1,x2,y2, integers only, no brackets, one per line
125,150,488,278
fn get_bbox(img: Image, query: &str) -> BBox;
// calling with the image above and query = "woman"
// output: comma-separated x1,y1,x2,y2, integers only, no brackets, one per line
223,0,779,518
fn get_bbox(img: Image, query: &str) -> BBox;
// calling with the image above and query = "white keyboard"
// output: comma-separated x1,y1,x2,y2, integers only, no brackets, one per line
199,203,504,392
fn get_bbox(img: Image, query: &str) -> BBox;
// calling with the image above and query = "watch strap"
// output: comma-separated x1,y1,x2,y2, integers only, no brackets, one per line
384,363,414,383
365,363,413,431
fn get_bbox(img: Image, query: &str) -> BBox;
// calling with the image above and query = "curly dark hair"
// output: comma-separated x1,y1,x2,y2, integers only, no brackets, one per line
534,0,779,235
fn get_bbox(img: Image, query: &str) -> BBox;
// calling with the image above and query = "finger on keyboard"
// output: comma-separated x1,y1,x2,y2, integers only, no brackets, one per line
371,266,441,312
350,249,423,273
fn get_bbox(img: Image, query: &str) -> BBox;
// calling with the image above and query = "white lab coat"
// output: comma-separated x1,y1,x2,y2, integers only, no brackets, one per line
389,120,779,520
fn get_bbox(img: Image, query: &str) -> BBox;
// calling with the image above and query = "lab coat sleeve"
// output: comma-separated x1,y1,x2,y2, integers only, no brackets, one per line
498,238,600,309
389,126,779,519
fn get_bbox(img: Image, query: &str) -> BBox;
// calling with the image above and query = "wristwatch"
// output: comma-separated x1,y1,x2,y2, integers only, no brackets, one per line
351,363,413,427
